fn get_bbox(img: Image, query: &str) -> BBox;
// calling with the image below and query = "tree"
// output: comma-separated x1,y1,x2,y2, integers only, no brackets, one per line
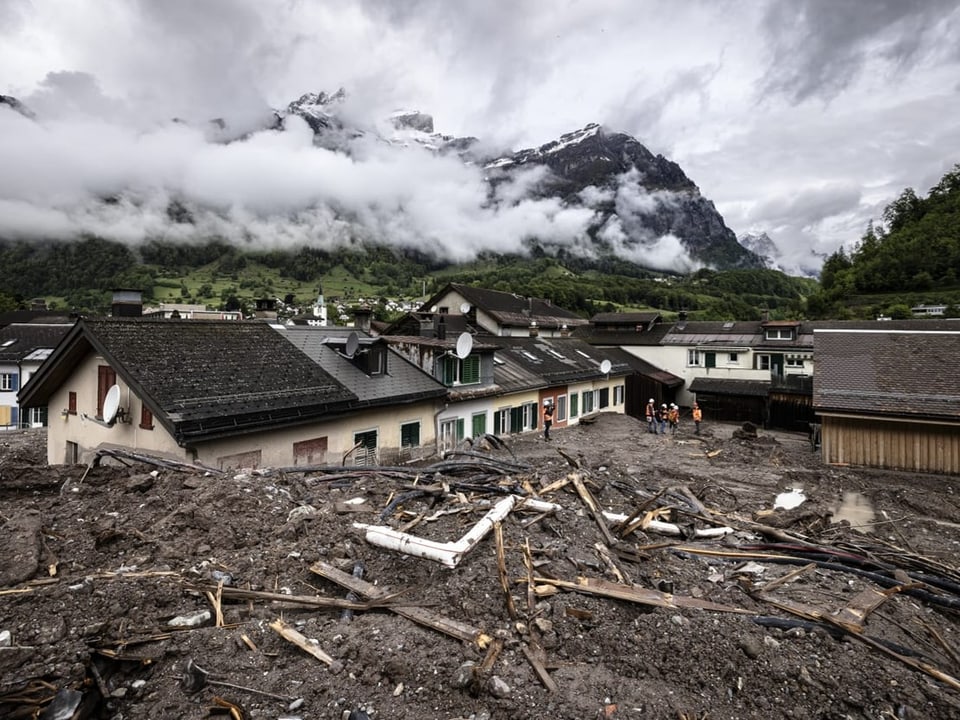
882,188,924,233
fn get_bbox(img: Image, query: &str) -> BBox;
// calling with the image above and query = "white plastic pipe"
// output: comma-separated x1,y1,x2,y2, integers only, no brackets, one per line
602,511,734,539
356,495,519,568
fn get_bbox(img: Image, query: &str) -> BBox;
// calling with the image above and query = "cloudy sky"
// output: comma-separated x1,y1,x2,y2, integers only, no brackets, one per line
2,0,959,275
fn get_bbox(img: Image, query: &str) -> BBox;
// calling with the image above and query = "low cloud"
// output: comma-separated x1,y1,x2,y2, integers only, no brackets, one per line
0,98,609,264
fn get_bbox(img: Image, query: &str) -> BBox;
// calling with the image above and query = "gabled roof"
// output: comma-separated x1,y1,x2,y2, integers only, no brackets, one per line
589,311,661,325
0,323,73,363
423,283,587,330
0,310,73,329
663,320,763,347
277,327,447,405
813,329,960,420
19,318,358,444
600,347,684,387
493,337,630,386
574,319,672,346
689,377,771,397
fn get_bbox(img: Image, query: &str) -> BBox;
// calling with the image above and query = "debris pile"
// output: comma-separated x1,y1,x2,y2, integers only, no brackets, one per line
2,416,960,719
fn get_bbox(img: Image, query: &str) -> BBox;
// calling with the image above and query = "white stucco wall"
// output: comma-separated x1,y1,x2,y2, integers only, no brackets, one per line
44,349,441,468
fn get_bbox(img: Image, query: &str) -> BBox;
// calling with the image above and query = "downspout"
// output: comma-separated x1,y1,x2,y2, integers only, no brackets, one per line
434,399,449,456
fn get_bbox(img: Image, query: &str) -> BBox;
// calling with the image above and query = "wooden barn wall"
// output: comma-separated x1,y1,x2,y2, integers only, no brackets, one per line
768,391,815,433
822,416,960,475
695,393,765,425
625,375,676,420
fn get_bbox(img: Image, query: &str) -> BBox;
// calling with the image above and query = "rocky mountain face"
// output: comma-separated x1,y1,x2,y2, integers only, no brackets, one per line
738,231,826,278
2,89,762,271
276,95,760,269
482,124,761,268
738,231,779,267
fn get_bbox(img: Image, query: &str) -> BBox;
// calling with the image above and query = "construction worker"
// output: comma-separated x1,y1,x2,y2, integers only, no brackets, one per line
668,403,680,435
659,404,669,434
645,399,657,434
543,401,554,441
692,402,703,435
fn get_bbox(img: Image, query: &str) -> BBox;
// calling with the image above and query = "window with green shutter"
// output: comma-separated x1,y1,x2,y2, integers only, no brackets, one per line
461,355,480,384
400,421,420,448
472,413,487,437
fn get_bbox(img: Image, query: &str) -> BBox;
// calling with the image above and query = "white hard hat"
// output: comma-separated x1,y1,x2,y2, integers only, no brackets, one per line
649,398,654,403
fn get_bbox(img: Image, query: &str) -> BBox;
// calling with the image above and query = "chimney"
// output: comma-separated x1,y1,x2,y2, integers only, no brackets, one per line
678,310,688,322
111,289,143,317
353,305,373,332
529,320,539,337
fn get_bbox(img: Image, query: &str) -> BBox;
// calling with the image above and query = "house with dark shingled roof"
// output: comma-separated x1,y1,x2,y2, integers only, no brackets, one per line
420,283,588,338
18,318,447,469
0,322,73,429
813,328,960,475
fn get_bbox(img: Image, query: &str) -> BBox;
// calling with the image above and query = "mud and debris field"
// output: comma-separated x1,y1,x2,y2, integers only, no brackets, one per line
3,414,960,720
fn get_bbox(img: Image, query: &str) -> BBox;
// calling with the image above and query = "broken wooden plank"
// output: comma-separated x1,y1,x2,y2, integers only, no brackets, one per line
494,522,518,619
757,562,817,594
521,643,558,693
310,561,492,648
269,618,335,666
535,575,753,614
571,473,619,548
189,584,380,611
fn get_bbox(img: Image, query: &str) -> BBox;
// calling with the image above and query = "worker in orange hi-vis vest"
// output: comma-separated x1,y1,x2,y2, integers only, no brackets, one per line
542,401,554,441
645,399,657,434
692,402,703,435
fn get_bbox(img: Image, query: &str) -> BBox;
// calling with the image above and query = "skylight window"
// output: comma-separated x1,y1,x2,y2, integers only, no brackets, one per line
1,339,15,347
546,348,566,360
522,350,538,361
575,350,591,358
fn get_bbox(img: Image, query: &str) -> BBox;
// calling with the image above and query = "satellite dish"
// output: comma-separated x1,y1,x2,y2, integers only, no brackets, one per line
103,384,121,425
455,332,473,359
345,331,360,358
599,359,612,375
459,302,471,314
430,305,438,313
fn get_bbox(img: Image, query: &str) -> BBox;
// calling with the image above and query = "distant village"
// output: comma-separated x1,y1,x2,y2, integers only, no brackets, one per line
2,283,960,476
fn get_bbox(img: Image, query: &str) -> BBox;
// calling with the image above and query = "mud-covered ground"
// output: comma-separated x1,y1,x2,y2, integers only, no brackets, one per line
2,414,960,720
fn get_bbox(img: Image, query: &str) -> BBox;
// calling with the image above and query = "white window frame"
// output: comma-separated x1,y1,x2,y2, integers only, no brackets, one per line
687,349,701,367
765,328,794,340
757,354,771,371
613,385,624,405
726,352,739,365
556,394,568,422
522,402,538,431
0,373,13,391
785,357,805,368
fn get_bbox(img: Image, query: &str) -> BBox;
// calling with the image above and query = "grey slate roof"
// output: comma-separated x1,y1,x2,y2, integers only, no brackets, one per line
663,321,763,348
601,347,684,387
689,377,771,397
492,337,630,386
813,329,960,420
0,323,72,362
574,321,672,347
277,327,447,404
19,318,358,444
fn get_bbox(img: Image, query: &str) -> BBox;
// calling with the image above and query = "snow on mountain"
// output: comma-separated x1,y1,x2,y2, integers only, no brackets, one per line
738,231,825,278
0,88,764,273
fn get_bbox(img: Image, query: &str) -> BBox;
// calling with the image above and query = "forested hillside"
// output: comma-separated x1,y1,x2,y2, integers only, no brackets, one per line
0,237,815,321
808,164,960,318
